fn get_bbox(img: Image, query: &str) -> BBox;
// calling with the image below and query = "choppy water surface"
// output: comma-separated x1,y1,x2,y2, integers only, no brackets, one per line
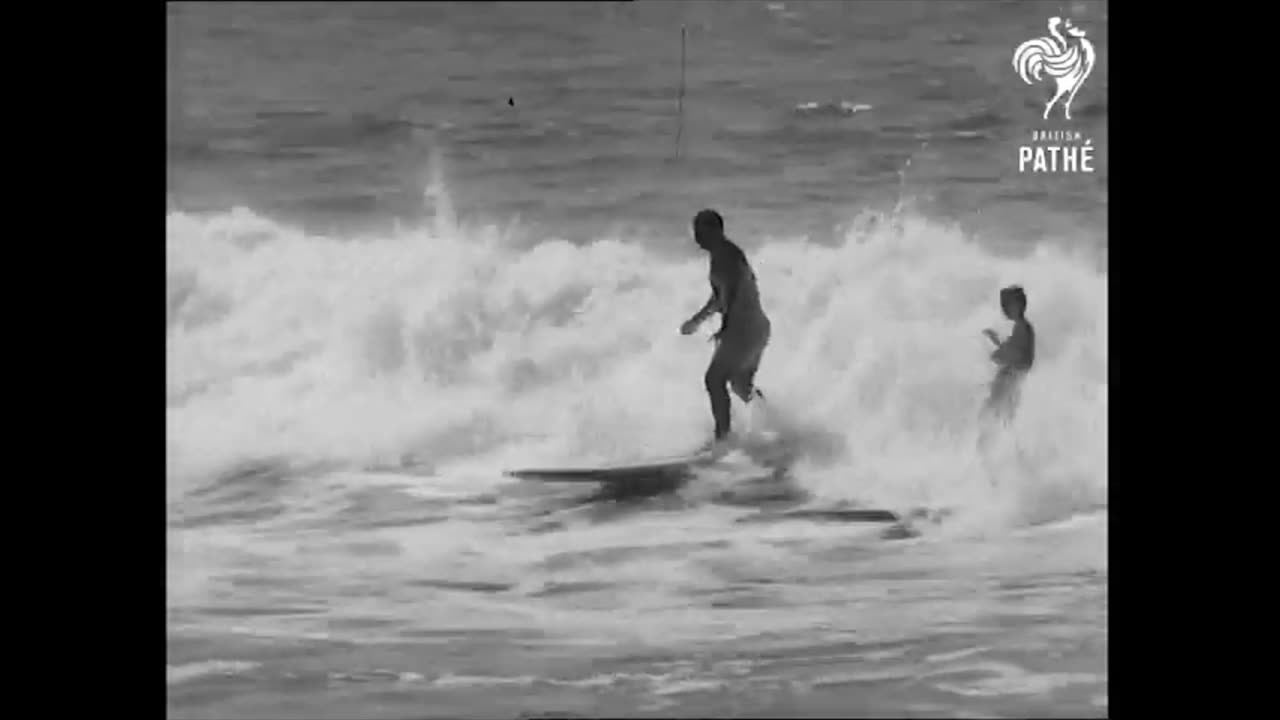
168,2,1107,717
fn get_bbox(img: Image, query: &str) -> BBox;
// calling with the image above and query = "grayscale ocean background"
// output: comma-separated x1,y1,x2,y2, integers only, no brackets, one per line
167,2,1108,717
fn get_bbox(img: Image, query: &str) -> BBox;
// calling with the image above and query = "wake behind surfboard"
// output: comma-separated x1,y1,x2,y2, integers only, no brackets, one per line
504,432,791,485
504,446,924,531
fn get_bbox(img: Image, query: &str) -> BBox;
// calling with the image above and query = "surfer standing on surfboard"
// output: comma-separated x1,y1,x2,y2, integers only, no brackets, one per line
680,209,771,452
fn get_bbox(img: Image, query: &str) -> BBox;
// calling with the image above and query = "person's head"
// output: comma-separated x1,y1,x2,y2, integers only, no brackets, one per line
999,285,1028,319
692,209,725,249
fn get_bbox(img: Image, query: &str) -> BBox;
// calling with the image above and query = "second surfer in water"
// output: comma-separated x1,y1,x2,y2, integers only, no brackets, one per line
680,209,772,450
982,285,1035,423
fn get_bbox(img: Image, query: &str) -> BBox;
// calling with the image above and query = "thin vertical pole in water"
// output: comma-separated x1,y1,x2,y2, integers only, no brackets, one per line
674,25,686,160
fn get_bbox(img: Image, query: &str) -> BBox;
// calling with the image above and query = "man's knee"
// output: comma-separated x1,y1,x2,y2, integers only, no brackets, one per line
705,365,728,393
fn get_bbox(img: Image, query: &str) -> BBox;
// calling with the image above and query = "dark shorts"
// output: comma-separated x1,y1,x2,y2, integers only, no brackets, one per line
708,318,771,399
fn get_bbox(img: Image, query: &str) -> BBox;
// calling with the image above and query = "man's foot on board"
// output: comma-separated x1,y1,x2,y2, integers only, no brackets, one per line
696,433,738,459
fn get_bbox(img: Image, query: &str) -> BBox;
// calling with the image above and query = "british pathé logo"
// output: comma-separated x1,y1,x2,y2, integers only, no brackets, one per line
1013,17,1096,120
1020,131,1093,173
1013,17,1097,174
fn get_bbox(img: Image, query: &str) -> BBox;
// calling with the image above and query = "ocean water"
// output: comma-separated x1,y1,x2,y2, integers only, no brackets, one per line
166,2,1108,718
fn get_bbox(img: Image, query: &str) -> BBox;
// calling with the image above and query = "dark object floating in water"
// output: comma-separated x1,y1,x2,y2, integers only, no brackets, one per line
736,505,948,531
782,508,900,522
737,508,900,524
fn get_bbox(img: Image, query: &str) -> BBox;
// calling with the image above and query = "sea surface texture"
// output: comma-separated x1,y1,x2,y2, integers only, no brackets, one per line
167,2,1108,718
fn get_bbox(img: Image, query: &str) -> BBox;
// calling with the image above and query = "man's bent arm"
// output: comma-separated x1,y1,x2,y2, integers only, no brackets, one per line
686,290,720,328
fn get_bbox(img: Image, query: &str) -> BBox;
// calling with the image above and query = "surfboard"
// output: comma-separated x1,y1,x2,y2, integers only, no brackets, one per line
504,451,718,483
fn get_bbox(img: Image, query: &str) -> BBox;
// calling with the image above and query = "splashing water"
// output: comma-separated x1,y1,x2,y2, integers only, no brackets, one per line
166,179,1105,533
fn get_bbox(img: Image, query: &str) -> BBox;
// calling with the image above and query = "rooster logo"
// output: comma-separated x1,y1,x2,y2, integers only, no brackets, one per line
1012,17,1096,120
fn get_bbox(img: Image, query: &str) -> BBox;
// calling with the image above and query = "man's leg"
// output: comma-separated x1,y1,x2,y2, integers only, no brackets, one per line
729,329,769,404
730,349,764,403
704,342,740,440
